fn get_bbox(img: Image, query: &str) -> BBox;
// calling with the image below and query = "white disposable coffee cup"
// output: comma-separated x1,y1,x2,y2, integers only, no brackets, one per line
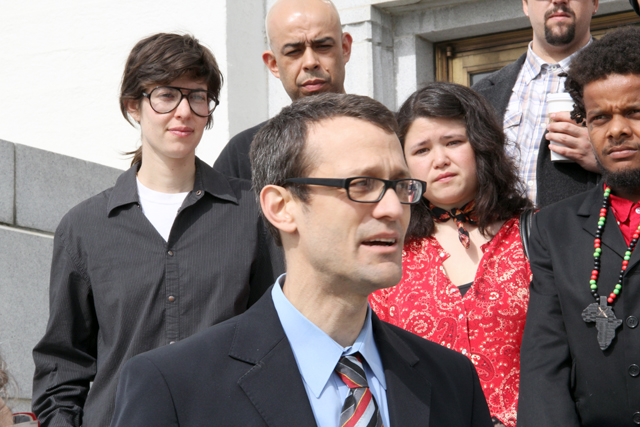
547,92,574,162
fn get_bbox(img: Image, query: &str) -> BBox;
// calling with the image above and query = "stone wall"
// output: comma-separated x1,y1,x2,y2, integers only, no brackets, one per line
0,139,121,412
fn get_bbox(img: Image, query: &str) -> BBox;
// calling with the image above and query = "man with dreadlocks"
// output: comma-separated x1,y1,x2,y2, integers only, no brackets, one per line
517,26,640,427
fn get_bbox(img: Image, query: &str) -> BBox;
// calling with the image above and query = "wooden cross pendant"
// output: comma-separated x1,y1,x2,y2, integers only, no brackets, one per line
582,296,623,350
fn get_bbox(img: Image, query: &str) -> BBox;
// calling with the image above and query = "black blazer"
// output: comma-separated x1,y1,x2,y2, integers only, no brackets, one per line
518,185,640,426
472,54,599,208
213,121,267,180
111,291,492,427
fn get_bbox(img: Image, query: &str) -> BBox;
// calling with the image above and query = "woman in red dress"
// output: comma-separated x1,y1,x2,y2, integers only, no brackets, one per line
369,82,532,427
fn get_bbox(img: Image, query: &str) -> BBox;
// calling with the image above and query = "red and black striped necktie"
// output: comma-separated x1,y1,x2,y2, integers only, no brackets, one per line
335,353,384,427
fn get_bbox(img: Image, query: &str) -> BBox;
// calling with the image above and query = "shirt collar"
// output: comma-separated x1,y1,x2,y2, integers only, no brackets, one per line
107,157,239,214
609,186,639,224
271,274,386,398
521,38,592,85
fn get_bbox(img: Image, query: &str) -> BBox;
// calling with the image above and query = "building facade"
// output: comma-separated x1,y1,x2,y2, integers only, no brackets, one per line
0,0,635,412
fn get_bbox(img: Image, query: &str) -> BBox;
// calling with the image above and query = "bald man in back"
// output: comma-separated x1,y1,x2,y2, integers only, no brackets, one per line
213,0,352,179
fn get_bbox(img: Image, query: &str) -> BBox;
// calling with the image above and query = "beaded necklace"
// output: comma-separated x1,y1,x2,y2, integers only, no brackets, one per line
581,186,639,350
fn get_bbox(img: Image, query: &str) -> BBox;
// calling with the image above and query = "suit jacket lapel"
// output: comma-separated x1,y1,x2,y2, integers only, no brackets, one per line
578,184,627,258
230,293,318,427
484,53,526,120
626,231,640,273
372,314,432,426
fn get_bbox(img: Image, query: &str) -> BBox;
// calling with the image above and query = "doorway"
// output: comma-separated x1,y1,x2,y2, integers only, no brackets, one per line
435,11,640,86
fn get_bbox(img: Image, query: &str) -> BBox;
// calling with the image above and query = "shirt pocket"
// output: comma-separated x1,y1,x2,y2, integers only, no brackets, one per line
503,112,522,158
504,111,522,131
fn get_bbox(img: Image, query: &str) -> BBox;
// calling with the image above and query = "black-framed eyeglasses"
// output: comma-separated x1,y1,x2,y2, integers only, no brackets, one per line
284,177,426,204
142,86,219,117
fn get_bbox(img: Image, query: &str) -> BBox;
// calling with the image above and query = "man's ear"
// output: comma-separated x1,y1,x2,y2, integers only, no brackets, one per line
262,50,281,79
260,185,298,236
341,32,353,64
522,0,529,18
125,99,141,123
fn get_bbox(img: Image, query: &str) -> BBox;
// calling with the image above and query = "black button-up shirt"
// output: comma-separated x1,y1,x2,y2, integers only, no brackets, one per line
32,158,283,427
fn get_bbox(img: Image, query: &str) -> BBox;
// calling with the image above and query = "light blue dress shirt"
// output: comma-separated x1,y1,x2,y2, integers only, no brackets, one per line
271,275,390,427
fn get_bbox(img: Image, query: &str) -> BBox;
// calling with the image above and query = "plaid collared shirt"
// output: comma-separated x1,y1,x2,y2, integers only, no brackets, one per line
503,41,589,205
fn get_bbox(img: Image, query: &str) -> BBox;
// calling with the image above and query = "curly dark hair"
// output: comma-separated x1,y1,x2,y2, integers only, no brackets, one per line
0,362,7,394
566,26,640,124
396,82,531,239
0,354,11,407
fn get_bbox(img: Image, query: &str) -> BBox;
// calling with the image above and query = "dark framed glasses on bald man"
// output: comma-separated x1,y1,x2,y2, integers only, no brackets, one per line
142,86,219,117
284,177,426,204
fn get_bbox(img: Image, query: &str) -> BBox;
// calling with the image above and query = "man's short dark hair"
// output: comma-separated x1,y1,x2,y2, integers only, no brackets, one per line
250,93,398,245
566,26,640,124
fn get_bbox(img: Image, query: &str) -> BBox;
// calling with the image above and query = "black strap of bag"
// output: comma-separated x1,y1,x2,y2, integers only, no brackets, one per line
519,208,535,259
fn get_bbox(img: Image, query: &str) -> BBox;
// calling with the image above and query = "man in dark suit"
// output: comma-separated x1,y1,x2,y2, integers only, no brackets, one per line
518,27,640,426
213,0,352,180
110,93,492,427
473,0,600,208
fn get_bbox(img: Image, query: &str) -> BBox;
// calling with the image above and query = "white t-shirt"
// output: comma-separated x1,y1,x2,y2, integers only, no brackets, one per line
136,178,189,242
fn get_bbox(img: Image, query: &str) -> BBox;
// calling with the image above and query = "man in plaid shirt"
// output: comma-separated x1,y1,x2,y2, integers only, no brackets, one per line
474,0,601,208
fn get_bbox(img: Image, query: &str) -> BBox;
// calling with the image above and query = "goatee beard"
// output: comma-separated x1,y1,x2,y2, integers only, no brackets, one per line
544,5,576,46
545,23,576,46
596,158,640,196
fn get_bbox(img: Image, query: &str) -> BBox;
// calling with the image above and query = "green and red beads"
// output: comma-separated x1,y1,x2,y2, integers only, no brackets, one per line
590,186,640,304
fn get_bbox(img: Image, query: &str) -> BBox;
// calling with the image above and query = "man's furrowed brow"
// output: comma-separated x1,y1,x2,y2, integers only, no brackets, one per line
281,41,305,53
311,37,336,45
281,37,336,53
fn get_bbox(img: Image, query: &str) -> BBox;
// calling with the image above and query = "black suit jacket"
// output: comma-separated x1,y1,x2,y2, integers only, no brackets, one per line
472,54,599,208
111,290,492,427
518,185,640,426
213,121,267,180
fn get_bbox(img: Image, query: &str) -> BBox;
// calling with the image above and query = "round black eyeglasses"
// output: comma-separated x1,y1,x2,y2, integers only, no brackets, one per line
284,177,426,204
142,86,219,117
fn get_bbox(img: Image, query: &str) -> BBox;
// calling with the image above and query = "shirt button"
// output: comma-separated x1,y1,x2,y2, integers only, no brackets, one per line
168,250,174,256
169,341,176,345
629,364,640,377
440,252,445,257
168,296,175,302
196,190,203,196
459,313,464,319
462,349,467,355
527,181,534,187
633,412,640,424
627,316,639,329
636,207,640,214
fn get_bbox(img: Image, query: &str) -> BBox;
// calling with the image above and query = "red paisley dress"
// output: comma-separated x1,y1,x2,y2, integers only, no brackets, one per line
369,217,531,427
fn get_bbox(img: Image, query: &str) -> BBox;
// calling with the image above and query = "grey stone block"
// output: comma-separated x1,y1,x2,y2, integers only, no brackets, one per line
5,399,30,414
0,226,54,402
0,140,15,225
15,144,121,233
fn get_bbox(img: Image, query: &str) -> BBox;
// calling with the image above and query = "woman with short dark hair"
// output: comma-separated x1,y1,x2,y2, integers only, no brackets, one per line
370,82,532,427
32,33,280,427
